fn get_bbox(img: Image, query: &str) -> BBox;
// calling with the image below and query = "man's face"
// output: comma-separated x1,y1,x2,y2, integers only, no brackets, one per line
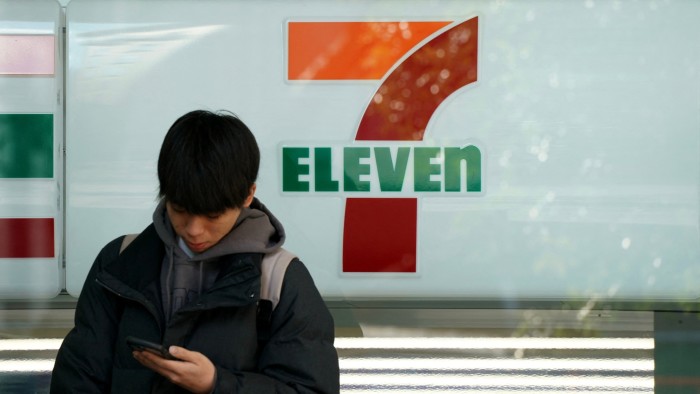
166,202,242,253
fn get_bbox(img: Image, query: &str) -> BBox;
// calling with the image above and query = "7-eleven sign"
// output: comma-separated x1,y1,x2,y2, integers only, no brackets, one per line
286,17,480,273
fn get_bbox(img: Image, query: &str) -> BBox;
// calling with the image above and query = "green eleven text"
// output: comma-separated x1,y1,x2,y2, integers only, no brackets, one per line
282,146,481,193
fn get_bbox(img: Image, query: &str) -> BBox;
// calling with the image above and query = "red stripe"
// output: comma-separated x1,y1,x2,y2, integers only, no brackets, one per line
0,218,54,258
343,198,416,273
357,17,479,140
343,17,479,273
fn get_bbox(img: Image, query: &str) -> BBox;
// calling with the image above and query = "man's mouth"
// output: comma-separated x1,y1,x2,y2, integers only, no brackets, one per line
187,241,207,252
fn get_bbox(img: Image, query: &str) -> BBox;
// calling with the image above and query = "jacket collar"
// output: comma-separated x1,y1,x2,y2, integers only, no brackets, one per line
97,225,264,311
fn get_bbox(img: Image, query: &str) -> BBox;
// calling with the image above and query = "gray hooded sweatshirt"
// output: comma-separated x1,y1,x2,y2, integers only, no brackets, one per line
152,198,286,322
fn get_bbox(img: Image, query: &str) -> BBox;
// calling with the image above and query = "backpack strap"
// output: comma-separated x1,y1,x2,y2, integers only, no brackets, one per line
257,247,296,344
260,247,296,311
119,234,138,254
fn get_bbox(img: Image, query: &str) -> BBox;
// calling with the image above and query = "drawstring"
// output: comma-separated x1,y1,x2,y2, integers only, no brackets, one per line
164,247,174,321
198,261,204,295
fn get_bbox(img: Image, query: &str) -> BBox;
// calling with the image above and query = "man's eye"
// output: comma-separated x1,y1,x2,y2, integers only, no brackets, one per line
207,214,222,220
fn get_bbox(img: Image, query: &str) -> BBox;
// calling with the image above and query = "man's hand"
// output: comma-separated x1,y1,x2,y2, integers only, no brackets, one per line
133,346,216,394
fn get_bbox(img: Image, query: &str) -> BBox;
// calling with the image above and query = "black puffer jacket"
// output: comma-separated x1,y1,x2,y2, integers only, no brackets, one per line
51,216,339,392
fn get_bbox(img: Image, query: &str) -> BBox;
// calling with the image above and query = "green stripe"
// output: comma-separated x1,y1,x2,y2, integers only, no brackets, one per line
0,114,53,178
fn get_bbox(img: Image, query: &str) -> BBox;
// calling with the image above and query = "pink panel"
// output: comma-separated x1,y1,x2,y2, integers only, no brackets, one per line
0,35,55,75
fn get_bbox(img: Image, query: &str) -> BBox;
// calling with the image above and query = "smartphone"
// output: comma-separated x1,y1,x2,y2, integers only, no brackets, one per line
125,336,175,360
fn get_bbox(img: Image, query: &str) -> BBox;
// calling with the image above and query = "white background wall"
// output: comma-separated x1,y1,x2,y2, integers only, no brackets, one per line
2,0,698,302
62,0,700,302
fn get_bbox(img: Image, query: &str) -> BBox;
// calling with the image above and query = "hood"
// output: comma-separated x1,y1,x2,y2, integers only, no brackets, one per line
152,197,286,262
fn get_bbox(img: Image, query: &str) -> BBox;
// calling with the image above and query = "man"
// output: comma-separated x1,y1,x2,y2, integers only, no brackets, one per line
51,110,340,393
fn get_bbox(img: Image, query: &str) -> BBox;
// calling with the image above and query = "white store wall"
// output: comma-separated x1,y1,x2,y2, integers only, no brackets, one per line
2,0,699,303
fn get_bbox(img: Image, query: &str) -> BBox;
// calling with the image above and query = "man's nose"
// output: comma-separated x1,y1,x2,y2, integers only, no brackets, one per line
185,215,206,237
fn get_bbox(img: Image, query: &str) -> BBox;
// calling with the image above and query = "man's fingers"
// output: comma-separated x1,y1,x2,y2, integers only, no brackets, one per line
134,350,178,373
167,346,205,364
133,347,215,393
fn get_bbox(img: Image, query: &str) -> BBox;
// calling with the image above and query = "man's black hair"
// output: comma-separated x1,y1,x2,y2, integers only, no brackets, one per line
157,110,260,214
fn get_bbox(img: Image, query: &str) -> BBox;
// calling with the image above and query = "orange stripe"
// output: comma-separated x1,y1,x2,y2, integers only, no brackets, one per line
288,21,451,80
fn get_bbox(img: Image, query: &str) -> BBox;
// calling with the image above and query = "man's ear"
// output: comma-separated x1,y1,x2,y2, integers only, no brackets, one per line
243,183,256,207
